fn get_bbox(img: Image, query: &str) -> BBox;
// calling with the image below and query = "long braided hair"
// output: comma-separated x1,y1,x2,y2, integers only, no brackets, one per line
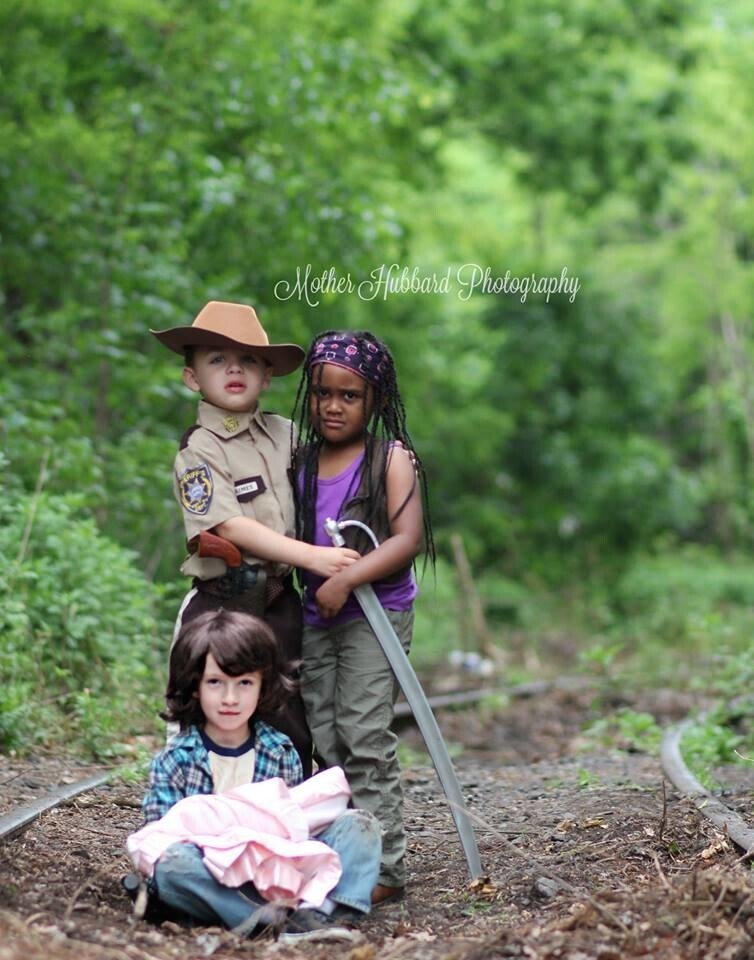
291,330,435,567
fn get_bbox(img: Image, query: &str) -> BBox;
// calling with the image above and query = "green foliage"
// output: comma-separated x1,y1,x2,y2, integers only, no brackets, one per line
397,742,430,768
455,291,706,574
406,0,698,208
0,491,166,756
4,0,754,587
411,556,462,668
583,709,663,755
610,547,754,686
616,546,754,614
499,545,754,695
577,768,602,790
3,0,754,765
680,713,745,790
2,0,745,590
578,640,625,681
110,747,154,785
0,0,448,580
713,650,754,704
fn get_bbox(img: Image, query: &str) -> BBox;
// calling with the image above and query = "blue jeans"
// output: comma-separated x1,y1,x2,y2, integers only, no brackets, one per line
153,809,381,933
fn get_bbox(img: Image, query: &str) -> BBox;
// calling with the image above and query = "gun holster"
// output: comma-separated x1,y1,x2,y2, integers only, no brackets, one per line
194,563,268,617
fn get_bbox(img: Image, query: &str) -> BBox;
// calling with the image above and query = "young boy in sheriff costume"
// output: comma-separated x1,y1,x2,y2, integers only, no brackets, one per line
151,301,359,776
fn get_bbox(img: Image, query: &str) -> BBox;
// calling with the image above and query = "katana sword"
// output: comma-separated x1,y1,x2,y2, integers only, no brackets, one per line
324,517,484,879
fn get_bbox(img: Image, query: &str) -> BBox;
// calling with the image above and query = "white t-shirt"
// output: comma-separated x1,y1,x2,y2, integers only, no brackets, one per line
200,727,256,793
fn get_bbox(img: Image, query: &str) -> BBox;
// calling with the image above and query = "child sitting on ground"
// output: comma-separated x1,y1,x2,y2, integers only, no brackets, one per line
128,608,380,941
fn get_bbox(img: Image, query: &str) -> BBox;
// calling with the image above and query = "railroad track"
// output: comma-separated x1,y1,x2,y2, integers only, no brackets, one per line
0,683,751,860
661,721,754,857
0,770,116,842
0,679,568,845
408,682,754,859
0,682,752,960
392,678,576,720
0,686,508,845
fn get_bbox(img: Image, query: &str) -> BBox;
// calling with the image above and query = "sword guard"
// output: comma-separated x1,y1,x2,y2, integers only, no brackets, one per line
324,517,346,547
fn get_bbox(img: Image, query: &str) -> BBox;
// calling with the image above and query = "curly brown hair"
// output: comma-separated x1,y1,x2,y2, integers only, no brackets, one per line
163,609,295,729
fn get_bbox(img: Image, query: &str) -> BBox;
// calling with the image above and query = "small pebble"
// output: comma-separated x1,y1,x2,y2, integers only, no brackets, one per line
532,876,559,900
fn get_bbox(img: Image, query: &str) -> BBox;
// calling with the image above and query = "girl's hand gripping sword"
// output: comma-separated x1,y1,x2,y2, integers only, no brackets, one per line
324,517,484,880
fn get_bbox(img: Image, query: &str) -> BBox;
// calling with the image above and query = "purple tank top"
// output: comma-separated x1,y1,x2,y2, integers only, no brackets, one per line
300,451,417,628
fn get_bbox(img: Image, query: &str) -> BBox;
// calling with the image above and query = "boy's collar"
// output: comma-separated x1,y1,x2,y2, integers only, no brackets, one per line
197,400,255,437
196,401,277,442
199,724,256,757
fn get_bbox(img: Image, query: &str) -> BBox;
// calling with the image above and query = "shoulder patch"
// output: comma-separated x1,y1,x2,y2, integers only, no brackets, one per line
178,463,213,515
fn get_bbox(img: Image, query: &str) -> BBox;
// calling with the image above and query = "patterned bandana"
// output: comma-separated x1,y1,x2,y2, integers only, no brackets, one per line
308,333,389,386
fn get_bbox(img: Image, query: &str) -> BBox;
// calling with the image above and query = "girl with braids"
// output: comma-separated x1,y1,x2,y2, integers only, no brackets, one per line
291,330,434,906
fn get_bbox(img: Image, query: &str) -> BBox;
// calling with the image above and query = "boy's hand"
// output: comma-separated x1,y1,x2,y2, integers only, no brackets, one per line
315,573,353,619
306,545,359,579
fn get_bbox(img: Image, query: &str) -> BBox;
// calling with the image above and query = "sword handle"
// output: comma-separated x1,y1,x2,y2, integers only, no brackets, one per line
324,517,346,547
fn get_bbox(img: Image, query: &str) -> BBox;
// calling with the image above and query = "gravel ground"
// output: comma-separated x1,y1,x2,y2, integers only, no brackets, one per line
1,685,753,960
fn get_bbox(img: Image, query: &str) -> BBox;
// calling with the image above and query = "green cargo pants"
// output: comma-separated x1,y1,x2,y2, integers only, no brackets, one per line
301,609,413,888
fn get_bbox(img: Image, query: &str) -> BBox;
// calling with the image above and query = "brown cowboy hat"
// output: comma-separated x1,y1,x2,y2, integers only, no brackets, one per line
151,301,304,376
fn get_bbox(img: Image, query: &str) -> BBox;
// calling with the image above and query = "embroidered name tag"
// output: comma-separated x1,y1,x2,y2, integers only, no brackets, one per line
235,475,266,503
178,464,213,515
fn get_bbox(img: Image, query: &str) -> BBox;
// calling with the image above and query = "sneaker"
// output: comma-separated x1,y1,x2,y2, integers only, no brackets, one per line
331,904,364,923
278,908,362,944
231,902,288,939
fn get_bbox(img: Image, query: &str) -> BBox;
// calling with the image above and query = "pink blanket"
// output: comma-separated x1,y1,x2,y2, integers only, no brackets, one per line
127,767,351,906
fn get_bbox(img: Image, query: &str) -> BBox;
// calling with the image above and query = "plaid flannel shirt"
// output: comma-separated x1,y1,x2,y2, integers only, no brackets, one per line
142,720,303,823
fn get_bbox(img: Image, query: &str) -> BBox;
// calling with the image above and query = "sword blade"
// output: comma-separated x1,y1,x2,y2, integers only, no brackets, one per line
352,582,484,879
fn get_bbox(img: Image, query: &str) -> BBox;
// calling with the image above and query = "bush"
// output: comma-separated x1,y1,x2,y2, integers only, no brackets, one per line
607,546,754,685
681,711,747,790
412,556,464,668
0,492,167,756
615,546,754,617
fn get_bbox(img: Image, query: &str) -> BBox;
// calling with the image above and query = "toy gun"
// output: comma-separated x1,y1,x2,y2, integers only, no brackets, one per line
187,530,243,567
188,531,267,614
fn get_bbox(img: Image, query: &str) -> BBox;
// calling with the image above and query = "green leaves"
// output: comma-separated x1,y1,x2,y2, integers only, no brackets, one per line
406,0,697,209
0,493,165,755
3,0,754,636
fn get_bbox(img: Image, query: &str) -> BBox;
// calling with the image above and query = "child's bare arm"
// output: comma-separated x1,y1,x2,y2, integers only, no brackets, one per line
314,447,422,618
214,515,359,579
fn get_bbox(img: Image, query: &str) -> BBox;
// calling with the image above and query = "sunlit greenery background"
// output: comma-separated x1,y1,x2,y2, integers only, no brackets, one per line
2,0,753,765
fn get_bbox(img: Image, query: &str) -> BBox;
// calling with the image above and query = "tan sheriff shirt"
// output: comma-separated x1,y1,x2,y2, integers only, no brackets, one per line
174,400,296,580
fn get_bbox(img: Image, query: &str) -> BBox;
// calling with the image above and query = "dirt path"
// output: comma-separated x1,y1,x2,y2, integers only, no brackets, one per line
1,685,752,959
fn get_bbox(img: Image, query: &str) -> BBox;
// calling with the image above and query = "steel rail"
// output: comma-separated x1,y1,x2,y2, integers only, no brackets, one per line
0,684,560,844
0,771,114,842
661,720,754,857
393,678,588,720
